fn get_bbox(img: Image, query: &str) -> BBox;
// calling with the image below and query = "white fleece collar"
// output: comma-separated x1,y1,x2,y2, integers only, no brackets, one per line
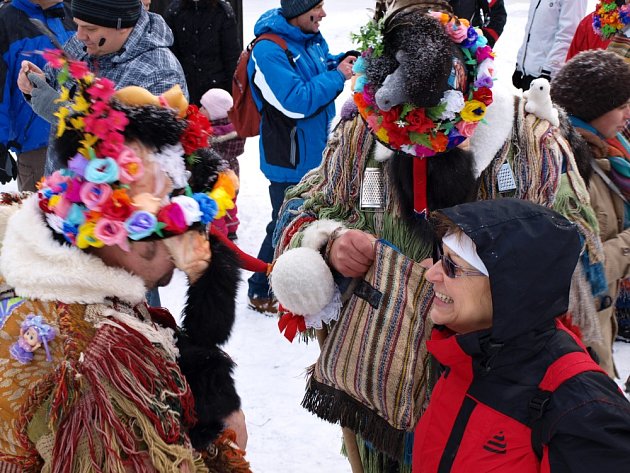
0,196,147,305
469,82,517,177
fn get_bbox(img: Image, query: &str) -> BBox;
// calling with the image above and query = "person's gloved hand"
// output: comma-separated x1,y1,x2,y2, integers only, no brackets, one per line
163,230,212,284
28,73,61,124
0,144,18,185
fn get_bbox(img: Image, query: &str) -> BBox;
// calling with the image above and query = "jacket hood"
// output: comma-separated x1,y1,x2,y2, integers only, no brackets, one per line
439,198,581,343
13,0,64,15
66,10,173,64
254,8,323,44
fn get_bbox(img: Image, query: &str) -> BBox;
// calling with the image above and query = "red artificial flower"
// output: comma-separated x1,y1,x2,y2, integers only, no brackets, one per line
405,108,435,134
429,132,448,153
101,189,133,221
472,87,493,106
180,105,212,155
86,78,116,103
42,49,64,69
157,203,188,234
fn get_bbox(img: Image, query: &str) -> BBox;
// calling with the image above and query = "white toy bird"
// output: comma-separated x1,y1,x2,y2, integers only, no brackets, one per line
523,78,560,127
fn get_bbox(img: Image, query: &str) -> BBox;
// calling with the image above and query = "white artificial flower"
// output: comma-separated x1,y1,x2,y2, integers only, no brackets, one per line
153,143,190,190
46,213,65,234
439,90,465,120
171,195,202,226
478,58,495,80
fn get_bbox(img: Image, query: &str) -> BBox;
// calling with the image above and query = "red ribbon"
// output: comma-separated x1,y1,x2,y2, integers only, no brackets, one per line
277,306,306,342
413,157,428,217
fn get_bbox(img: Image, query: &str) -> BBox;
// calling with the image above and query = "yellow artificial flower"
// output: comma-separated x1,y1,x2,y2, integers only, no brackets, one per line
213,173,236,199
376,127,389,143
54,107,70,137
56,86,70,103
76,222,105,249
70,116,85,131
209,188,235,218
460,100,486,122
71,94,90,114
78,133,98,157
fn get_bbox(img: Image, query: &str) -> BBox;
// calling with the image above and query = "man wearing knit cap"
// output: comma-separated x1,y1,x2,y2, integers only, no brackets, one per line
551,49,630,380
17,0,188,175
245,0,357,314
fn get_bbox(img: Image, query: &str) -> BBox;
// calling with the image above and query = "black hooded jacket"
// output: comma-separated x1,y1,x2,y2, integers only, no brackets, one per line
413,199,630,472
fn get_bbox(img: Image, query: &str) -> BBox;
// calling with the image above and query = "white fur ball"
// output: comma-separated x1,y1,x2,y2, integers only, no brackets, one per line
270,247,335,315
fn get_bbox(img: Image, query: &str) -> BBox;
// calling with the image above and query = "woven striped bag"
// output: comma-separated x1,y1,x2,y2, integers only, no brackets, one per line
302,240,434,459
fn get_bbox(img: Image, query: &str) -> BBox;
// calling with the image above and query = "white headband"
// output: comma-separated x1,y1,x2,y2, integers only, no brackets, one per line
442,232,489,276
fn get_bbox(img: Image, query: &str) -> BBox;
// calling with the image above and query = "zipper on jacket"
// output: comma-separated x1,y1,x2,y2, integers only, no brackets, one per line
520,0,542,73
290,126,297,167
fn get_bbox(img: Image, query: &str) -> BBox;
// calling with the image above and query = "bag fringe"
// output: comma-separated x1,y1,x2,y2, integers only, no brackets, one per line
302,378,406,459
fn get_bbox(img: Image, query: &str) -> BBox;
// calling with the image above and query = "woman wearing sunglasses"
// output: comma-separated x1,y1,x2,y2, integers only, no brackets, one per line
412,198,630,472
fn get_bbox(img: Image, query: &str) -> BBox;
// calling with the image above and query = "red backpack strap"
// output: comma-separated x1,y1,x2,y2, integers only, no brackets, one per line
529,329,606,460
254,33,288,51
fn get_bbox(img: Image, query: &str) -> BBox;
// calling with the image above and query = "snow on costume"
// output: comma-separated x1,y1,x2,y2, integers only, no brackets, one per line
412,199,630,472
0,50,249,472
270,1,603,471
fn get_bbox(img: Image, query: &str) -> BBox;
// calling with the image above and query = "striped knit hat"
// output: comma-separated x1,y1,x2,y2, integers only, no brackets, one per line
71,0,142,29
281,0,322,19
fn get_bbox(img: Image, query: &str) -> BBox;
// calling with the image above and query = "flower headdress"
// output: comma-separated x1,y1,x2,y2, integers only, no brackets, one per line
38,50,236,251
593,1,630,39
351,12,495,159
350,10,494,215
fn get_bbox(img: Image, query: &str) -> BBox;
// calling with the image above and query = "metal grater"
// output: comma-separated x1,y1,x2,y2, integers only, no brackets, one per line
497,162,517,193
360,167,384,210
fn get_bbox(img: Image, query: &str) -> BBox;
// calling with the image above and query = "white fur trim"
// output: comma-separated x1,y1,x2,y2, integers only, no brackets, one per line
469,82,516,177
0,196,147,304
301,219,347,250
270,247,335,316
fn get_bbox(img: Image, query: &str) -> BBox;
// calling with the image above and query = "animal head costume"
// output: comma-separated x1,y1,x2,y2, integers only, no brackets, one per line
351,0,495,214
37,49,236,251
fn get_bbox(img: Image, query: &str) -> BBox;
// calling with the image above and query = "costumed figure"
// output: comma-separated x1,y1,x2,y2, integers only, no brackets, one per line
0,49,253,472
269,1,603,471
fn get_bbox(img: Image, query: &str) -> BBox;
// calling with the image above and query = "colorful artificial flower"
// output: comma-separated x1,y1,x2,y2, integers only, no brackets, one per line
351,12,495,158
125,211,159,240
157,203,188,234
593,1,630,39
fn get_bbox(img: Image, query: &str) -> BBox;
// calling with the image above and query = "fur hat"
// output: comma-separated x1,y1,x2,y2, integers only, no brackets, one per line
551,50,630,122
281,0,321,19
71,0,142,29
200,88,233,120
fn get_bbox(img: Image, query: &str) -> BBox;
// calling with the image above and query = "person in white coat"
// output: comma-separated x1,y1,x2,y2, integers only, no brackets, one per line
512,0,587,91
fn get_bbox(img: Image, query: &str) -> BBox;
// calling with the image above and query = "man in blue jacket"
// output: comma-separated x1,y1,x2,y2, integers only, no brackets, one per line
246,0,355,313
0,0,75,191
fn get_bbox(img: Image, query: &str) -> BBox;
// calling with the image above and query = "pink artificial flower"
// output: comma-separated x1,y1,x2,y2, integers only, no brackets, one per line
116,146,144,184
80,182,113,211
83,115,110,140
456,120,478,137
475,45,494,63
98,139,125,160
68,60,90,80
157,203,188,234
446,21,468,43
86,78,116,102
107,109,129,132
94,218,130,252
42,49,64,69
50,195,71,219
65,178,84,203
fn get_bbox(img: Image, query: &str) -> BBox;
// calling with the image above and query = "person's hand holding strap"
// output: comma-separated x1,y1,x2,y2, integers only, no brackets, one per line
163,230,212,284
327,229,377,278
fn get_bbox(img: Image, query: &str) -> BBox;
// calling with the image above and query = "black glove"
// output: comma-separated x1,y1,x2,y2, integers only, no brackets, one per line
0,144,18,185
539,69,551,82
340,50,361,61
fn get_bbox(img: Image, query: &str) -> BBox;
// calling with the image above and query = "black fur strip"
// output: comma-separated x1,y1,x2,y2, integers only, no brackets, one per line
177,337,241,449
181,235,240,346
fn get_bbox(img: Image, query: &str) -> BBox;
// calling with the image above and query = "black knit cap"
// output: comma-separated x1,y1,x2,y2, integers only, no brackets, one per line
551,50,630,122
71,0,142,29
281,0,322,19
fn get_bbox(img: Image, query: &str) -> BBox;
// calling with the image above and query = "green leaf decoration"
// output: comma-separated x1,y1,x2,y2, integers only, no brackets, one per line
409,132,432,147
426,102,447,121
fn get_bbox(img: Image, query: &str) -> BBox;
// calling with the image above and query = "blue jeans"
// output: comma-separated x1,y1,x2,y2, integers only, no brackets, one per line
146,288,161,307
247,181,294,299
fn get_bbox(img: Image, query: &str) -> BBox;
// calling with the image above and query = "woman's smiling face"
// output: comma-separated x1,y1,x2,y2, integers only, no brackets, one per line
426,243,493,334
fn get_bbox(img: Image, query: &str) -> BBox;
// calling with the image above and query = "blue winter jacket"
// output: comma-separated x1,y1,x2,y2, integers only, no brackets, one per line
248,8,346,183
0,0,75,154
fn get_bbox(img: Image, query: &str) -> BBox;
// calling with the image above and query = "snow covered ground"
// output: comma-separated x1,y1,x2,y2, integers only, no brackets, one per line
3,1,628,471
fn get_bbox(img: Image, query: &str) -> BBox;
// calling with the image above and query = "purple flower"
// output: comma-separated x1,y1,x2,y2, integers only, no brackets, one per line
462,27,479,49
68,153,89,177
125,211,158,240
474,75,494,89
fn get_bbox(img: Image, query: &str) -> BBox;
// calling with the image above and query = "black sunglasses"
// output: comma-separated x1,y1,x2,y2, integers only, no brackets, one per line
436,246,486,279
